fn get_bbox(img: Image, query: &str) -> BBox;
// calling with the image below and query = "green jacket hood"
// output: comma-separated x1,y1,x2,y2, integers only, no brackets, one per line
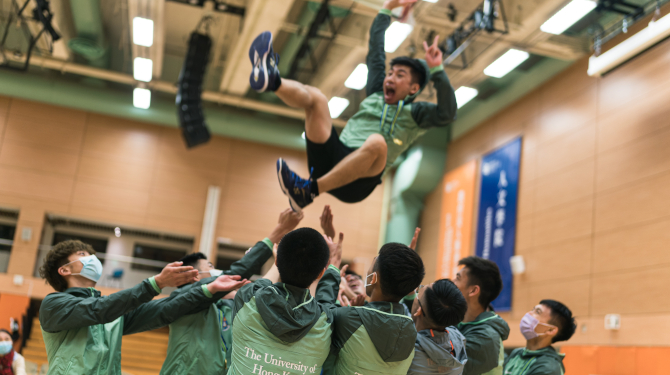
519,346,565,362
255,282,321,344
415,328,467,368
461,311,510,340
358,302,417,362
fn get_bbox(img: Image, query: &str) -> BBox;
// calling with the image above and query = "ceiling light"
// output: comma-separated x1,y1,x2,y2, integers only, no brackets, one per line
423,0,438,2
133,88,151,109
385,22,413,53
455,87,478,108
588,11,670,76
301,132,306,140
345,64,368,90
541,0,596,35
133,17,154,47
483,49,529,78
114,227,121,238
328,97,350,118
133,57,153,82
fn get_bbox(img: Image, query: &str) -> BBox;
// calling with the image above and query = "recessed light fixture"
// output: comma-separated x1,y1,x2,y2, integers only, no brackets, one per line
133,17,154,47
344,64,368,90
540,0,597,35
328,97,350,118
455,87,478,108
385,22,413,53
483,49,529,78
133,57,153,82
133,88,151,109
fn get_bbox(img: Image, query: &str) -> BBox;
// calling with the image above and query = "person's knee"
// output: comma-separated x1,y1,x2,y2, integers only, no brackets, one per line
365,134,387,155
305,86,328,109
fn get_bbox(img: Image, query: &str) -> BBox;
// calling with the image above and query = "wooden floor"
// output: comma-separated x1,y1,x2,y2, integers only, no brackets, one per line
23,317,168,375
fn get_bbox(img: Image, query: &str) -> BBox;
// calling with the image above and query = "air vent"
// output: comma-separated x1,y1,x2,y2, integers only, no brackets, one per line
46,215,194,245
0,209,19,220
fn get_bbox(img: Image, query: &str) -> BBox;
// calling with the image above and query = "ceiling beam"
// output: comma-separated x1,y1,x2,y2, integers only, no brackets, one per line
218,0,296,95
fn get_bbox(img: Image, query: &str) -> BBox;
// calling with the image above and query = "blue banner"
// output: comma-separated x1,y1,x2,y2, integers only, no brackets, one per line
474,137,521,312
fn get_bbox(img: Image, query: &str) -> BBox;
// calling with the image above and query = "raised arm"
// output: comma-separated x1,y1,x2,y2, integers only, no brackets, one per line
411,36,458,129
39,262,198,333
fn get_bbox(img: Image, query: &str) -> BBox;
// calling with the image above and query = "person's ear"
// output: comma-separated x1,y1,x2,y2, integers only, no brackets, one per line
469,285,480,298
413,306,422,318
58,265,71,277
317,267,327,280
547,325,559,337
410,82,420,95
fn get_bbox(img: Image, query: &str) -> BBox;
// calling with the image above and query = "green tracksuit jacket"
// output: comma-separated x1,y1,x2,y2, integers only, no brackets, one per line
339,9,458,172
160,238,274,375
503,347,565,375
227,265,341,375
457,312,511,375
322,300,418,375
39,276,227,375
409,327,468,375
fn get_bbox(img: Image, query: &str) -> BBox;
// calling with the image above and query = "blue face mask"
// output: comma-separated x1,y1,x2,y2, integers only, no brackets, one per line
0,341,12,355
62,255,103,283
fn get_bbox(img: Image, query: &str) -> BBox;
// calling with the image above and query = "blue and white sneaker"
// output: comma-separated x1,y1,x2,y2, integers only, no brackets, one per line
249,31,281,92
276,158,314,213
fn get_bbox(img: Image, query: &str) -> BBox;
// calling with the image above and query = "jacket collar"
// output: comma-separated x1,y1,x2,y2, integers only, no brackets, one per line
62,287,100,298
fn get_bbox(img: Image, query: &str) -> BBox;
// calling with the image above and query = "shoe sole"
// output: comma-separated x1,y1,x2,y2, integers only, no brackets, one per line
276,158,303,214
249,32,273,93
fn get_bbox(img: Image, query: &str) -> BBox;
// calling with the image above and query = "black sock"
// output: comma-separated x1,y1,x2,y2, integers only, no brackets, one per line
273,74,282,91
310,178,319,197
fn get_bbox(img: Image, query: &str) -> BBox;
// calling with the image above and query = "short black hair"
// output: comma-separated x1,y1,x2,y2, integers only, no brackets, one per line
39,240,96,292
390,56,426,86
374,243,425,300
0,329,12,342
276,228,330,288
541,299,576,343
458,256,503,308
179,252,208,269
345,268,361,280
424,279,467,327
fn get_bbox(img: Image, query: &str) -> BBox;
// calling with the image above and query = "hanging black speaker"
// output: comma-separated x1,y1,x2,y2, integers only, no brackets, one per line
176,32,212,148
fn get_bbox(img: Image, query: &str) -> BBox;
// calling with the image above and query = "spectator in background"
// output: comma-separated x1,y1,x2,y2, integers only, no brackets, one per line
160,208,304,375
453,257,510,375
503,300,576,375
0,328,26,375
38,240,248,375
408,279,468,375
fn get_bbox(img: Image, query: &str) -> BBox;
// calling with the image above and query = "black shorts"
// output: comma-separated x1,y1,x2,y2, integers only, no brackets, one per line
306,128,383,203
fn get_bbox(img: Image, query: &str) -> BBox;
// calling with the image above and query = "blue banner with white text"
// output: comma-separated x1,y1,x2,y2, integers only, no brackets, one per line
474,137,521,312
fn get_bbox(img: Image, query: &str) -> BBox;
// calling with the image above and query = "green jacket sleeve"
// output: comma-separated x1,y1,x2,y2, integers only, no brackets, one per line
224,239,273,279
39,279,160,333
232,278,273,316
462,327,501,375
122,277,224,335
411,66,458,129
366,10,392,97
315,265,341,306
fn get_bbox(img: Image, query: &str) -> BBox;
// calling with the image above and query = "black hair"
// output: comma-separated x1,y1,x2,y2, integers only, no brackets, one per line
345,268,361,280
374,243,425,300
0,329,12,342
424,279,467,328
179,252,208,269
540,299,576,343
276,228,330,288
458,256,503,308
390,56,426,86
39,240,96,292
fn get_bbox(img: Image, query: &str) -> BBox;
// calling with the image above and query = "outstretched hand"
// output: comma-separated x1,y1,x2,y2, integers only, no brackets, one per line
154,261,199,289
320,205,336,239
269,208,304,243
409,227,421,250
383,0,417,11
207,275,250,295
423,35,443,69
324,233,344,269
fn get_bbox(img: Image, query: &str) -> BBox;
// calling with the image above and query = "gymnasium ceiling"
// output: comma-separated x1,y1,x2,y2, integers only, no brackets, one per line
0,0,615,148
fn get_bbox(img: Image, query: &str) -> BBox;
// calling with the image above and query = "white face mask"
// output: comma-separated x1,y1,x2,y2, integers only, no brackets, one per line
200,269,223,278
61,255,103,283
365,272,377,288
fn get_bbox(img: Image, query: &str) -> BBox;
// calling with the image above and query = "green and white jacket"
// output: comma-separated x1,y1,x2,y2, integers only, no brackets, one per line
227,265,341,375
503,347,565,375
339,9,458,172
457,312,510,375
322,300,418,375
39,277,226,375
160,239,275,375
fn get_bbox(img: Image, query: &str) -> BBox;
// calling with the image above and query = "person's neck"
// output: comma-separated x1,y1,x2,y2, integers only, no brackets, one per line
66,276,96,290
415,318,445,333
369,289,400,303
525,337,552,351
462,301,486,323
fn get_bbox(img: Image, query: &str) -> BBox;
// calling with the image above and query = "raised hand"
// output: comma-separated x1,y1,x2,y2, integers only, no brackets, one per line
269,208,304,243
154,261,199,289
320,205,336,239
350,294,366,307
206,275,250,295
324,233,344,269
383,0,418,11
409,227,421,250
423,35,443,69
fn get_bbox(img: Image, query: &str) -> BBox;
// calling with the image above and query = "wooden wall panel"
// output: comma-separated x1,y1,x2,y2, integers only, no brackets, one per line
533,159,594,213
